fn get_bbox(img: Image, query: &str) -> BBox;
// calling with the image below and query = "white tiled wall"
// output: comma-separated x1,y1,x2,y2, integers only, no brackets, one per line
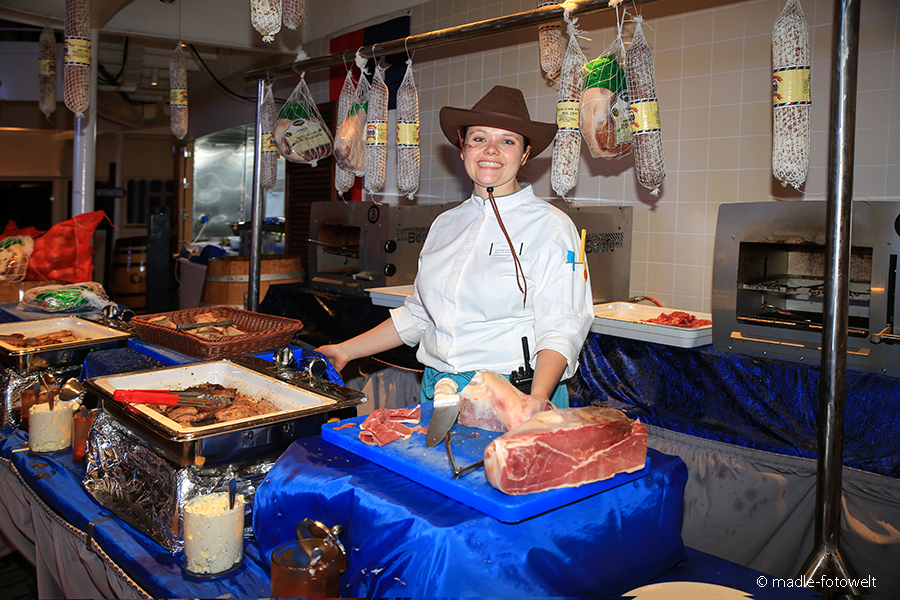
309,0,900,312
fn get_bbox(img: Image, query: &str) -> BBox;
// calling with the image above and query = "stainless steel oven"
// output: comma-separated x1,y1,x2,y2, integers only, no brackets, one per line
307,202,458,297
712,201,900,376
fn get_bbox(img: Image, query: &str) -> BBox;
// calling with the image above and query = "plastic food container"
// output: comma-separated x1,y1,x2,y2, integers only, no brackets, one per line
29,401,76,453
183,492,245,576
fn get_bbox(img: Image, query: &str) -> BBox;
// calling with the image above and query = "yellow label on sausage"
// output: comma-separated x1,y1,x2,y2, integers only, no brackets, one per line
170,88,188,107
366,121,387,146
556,100,580,131
39,59,56,77
262,132,278,154
397,121,420,147
64,38,91,66
630,99,661,134
773,67,811,107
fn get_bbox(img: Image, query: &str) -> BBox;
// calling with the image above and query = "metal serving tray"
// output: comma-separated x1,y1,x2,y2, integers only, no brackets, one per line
84,356,367,466
0,316,132,372
592,303,713,348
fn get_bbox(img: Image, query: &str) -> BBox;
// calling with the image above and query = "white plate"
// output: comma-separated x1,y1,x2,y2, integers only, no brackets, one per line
624,581,752,599
591,303,712,348
368,284,414,308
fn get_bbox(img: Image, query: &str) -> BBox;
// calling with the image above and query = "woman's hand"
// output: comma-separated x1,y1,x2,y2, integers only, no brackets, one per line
317,344,352,373
316,318,405,374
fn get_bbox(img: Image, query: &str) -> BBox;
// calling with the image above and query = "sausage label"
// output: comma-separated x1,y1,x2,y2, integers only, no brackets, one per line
397,121,419,147
629,99,660,135
262,133,278,155
556,100,580,131
366,122,387,146
170,88,188,107
39,59,56,77
772,66,811,107
64,38,91,66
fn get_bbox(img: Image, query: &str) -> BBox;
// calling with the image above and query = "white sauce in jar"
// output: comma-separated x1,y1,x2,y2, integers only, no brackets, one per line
29,401,74,453
183,491,245,576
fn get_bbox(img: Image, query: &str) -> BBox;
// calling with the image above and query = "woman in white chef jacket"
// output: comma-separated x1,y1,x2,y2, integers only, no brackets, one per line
319,86,594,408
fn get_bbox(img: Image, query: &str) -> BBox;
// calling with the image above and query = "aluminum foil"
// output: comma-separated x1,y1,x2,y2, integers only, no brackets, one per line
1,364,81,428
82,412,277,553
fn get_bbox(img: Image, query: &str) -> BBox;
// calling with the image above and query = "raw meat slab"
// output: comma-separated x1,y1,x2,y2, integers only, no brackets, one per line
321,402,649,523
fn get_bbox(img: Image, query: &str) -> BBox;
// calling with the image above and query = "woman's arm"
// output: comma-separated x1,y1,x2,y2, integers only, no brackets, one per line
529,348,569,402
317,318,403,373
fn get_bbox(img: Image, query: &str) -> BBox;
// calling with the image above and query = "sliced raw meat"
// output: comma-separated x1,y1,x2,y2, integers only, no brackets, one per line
643,310,711,328
359,405,422,447
458,371,552,433
484,407,647,495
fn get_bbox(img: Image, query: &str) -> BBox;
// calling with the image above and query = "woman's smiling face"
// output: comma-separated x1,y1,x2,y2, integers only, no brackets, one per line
460,126,531,197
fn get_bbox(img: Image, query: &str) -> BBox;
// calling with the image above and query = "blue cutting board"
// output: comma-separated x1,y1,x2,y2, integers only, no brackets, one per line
320,402,650,523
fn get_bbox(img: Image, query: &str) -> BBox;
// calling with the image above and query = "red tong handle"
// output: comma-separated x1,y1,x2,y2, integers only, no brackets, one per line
113,390,179,406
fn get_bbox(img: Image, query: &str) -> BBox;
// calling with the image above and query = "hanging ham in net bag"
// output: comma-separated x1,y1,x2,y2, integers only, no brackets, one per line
334,68,359,196
64,0,90,118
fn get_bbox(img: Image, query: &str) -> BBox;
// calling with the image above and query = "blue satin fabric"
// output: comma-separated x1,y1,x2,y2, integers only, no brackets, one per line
253,437,687,597
420,366,569,408
571,333,900,478
0,427,272,599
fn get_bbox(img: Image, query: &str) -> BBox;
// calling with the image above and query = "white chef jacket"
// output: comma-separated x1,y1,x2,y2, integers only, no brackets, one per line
390,183,594,380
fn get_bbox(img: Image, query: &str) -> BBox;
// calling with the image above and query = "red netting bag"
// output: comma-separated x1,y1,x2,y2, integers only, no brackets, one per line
26,211,108,283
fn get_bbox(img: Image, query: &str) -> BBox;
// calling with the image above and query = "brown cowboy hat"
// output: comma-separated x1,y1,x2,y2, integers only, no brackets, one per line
440,85,558,157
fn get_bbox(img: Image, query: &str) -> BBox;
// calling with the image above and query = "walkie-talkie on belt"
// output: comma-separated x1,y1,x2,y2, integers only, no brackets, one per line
509,336,534,394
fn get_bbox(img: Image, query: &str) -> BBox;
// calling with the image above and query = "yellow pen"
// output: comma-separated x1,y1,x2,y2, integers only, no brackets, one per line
578,229,586,264
579,229,588,281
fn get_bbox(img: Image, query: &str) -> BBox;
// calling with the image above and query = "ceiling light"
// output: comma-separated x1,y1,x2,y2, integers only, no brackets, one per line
150,67,158,86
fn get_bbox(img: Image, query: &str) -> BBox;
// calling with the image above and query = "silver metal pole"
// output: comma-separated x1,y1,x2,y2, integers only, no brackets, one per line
243,0,660,81
247,79,266,311
798,0,860,593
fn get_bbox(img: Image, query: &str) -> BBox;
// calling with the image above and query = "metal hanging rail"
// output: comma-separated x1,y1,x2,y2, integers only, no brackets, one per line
244,0,657,81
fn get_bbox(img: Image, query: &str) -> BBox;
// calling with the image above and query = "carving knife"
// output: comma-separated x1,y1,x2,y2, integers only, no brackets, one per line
426,378,460,448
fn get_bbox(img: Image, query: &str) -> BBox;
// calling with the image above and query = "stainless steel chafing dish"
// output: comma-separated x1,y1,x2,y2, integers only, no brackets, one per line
0,316,132,372
84,354,367,467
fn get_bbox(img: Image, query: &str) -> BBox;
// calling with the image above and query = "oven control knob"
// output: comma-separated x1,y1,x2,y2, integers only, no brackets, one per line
384,264,397,277
384,240,397,253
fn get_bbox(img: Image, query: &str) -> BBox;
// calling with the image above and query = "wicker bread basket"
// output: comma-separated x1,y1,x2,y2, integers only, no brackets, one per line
129,306,303,360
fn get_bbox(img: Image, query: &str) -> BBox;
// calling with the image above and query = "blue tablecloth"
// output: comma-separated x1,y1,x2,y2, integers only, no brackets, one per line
253,436,689,598
572,333,900,478
0,427,271,599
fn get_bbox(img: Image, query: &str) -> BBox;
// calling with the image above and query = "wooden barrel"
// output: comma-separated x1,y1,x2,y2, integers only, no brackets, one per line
109,237,147,313
201,255,304,309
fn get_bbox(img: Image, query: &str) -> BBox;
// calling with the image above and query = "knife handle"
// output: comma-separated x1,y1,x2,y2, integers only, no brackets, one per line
113,390,178,406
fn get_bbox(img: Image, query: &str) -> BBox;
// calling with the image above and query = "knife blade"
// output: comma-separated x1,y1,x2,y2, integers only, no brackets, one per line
426,395,460,448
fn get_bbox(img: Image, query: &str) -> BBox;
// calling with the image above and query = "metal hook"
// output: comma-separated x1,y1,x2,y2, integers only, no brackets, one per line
444,431,485,479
